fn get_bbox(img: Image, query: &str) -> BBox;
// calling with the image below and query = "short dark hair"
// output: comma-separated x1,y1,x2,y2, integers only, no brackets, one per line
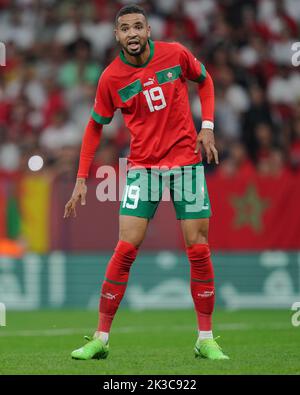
115,4,147,26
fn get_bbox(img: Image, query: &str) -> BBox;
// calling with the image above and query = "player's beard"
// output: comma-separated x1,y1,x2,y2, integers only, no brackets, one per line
123,39,148,57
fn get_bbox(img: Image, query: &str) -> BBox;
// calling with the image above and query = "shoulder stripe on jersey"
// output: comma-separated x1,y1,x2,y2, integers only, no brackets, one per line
156,65,182,85
91,109,112,124
118,79,143,102
192,63,207,83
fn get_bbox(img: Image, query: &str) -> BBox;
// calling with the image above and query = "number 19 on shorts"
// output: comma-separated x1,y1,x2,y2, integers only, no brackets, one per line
122,185,140,209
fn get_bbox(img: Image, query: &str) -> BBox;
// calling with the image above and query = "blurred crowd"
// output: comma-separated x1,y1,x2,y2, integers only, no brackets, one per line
0,0,300,181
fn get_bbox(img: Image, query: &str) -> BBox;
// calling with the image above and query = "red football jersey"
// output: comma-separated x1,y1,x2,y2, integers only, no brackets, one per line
92,40,209,168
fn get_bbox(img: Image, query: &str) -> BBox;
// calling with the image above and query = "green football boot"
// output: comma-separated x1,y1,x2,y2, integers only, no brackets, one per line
71,336,109,360
194,337,229,360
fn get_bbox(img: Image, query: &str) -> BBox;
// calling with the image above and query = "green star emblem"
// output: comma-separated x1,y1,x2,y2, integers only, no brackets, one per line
231,185,269,233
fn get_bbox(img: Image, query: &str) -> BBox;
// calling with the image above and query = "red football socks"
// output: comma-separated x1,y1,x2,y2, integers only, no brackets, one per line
98,240,138,333
186,244,215,331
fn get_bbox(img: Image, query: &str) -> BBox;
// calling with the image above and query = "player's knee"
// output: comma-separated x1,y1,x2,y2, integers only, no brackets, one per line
185,233,208,248
119,230,145,248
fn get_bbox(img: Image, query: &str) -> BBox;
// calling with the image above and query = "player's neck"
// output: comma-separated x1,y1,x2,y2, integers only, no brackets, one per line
123,41,151,66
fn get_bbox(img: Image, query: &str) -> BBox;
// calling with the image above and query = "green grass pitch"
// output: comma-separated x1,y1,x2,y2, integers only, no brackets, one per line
0,309,299,375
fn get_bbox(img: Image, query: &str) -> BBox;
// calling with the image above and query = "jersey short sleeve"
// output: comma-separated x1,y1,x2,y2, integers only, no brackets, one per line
91,69,115,125
177,43,207,83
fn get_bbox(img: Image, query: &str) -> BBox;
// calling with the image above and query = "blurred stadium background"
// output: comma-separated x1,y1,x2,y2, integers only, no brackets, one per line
0,0,300,317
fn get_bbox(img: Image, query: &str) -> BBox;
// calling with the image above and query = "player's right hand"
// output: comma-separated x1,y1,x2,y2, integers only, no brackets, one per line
64,178,87,218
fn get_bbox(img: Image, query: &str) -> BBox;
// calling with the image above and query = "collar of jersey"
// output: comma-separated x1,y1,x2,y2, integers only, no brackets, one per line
119,39,154,68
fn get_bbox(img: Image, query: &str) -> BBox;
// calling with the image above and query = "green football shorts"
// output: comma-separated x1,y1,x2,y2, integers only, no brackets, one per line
119,162,212,220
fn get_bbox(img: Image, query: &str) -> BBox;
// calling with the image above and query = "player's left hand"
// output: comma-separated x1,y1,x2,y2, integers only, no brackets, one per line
195,128,219,165
63,178,87,218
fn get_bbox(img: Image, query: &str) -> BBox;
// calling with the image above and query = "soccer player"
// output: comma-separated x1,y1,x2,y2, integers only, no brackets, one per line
64,4,229,361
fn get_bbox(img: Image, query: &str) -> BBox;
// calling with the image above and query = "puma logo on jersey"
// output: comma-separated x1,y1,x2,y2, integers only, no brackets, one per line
143,77,155,87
